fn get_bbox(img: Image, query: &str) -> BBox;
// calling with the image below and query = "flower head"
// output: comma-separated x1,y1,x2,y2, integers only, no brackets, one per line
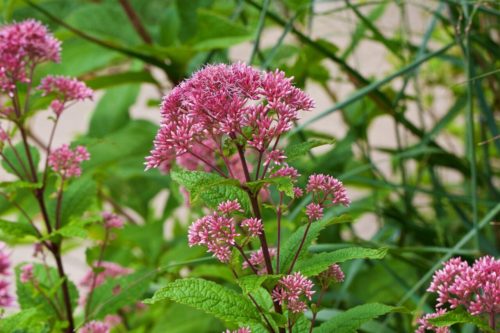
0,242,13,307
272,272,315,313
145,63,313,170
243,247,277,275
306,174,350,207
38,75,93,115
415,309,450,333
318,264,345,286
0,242,11,276
79,321,110,333
0,19,61,93
224,328,251,333
305,203,323,221
80,261,132,289
427,256,500,316
218,200,242,215
241,218,263,237
48,144,90,178
102,212,124,229
188,213,239,263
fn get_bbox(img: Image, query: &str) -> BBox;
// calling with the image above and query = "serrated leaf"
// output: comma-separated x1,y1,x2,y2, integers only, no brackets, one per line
144,278,262,326
428,308,494,332
0,308,48,333
280,216,346,273
238,274,281,295
171,169,250,211
284,139,334,162
292,315,311,333
314,303,395,333
247,177,294,197
0,219,37,237
294,247,388,276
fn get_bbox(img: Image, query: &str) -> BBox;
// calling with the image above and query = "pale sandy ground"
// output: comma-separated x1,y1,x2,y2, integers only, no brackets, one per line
3,1,460,310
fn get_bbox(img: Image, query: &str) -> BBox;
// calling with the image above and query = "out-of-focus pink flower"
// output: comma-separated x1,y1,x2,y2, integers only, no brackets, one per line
79,320,110,333
224,328,251,333
0,126,9,143
80,262,132,289
48,144,90,179
104,314,121,328
188,213,239,263
0,242,11,276
318,264,345,286
102,212,124,229
243,247,277,275
272,165,300,180
293,187,303,198
0,19,61,93
218,200,242,215
272,272,315,313
38,76,93,116
415,309,450,333
0,242,13,307
20,263,33,283
241,218,263,237
305,203,323,221
306,174,350,207
145,63,313,171
427,256,500,316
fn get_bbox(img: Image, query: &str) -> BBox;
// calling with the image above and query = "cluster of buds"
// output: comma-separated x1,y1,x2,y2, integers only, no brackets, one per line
102,212,124,230
48,144,90,179
188,200,263,262
417,256,500,332
0,19,60,94
79,315,121,333
243,247,277,275
317,264,345,288
272,272,315,313
38,75,93,116
305,174,350,221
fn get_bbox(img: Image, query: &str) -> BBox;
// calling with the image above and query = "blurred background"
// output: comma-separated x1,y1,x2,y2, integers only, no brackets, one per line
1,0,499,331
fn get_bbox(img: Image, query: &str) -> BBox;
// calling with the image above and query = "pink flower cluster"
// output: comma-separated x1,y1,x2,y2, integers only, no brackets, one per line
102,212,124,229
305,174,350,221
0,19,60,93
243,247,277,275
145,62,314,171
188,200,251,263
38,75,93,115
272,272,315,313
415,309,450,333
318,264,345,286
224,328,251,333
0,242,13,307
79,315,121,333
417,256,500,332
48,144,90,178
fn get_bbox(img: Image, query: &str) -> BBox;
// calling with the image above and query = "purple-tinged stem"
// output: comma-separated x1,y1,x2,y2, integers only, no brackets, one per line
287,218,313,274
276,192,283,274
235,244,259,275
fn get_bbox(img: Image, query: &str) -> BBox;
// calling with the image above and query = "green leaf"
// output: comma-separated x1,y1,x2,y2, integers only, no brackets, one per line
88,84,140,138
247,177,294,197
0,219,37,237
86,71,157,90
144,278,262,326
16,263,79,317
49,177,97,228
428,308,494,332
238,274,281,295
280,216,347,272
284,139,334,162
1,143,40,177
171,169,250,211
88,270,153,320
0,180,42,192
294,247,388,276
314,303,395,333
0,308,48,333
193,9,252,50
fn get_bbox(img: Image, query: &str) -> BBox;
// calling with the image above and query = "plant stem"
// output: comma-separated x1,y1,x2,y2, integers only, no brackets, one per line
489,311,496,330
235,244,259,275
309,287,327,333
276,192,283,274
287,218,313,274
117,0,153,44
84,229,110,320
51,244,75,332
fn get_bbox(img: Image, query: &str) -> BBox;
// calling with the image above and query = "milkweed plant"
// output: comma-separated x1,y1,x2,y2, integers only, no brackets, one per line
0,19,497,333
